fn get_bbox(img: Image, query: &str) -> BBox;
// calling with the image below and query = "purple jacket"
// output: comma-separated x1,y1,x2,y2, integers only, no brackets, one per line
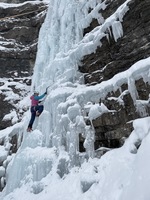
30,93,46,106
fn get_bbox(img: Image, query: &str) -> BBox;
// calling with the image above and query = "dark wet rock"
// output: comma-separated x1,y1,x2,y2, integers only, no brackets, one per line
0,2,47,129
79,0,150,149
80,0,150,85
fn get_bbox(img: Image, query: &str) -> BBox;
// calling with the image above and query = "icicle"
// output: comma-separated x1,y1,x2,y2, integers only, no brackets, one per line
84,125,95,158
136,100,148,118
67,123,79,168
128,76,139,103
111,21,123,42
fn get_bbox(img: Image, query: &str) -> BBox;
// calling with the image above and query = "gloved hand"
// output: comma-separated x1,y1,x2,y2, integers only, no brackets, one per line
45,91,47,95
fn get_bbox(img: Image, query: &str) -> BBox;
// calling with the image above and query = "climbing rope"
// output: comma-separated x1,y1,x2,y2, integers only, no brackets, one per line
0,5,48,21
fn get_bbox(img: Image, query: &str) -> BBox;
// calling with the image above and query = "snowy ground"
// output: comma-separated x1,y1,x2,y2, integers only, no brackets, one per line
1,117,150,200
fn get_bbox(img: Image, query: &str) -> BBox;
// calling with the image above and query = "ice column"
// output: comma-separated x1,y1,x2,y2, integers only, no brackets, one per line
84,125,95,158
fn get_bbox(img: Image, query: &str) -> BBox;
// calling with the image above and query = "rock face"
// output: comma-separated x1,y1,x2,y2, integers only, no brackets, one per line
79,0,150,149
0,2,47,77
0,2,47,129
92,80,150,149
80,0,150,85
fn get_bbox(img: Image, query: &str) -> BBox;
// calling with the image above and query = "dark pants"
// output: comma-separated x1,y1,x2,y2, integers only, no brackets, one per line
28,105,44,129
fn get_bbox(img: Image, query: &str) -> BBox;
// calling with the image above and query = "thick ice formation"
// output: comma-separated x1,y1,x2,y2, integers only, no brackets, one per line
1,0,150,199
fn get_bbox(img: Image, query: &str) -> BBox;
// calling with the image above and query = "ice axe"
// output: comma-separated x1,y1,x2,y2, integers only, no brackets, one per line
45,85,50,94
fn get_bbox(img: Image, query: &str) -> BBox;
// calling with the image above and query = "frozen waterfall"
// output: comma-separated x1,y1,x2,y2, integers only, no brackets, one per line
2,0,108,195
1,0,150,199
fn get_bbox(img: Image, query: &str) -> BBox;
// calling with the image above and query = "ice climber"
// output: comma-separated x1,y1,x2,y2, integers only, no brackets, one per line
27,90,47,132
